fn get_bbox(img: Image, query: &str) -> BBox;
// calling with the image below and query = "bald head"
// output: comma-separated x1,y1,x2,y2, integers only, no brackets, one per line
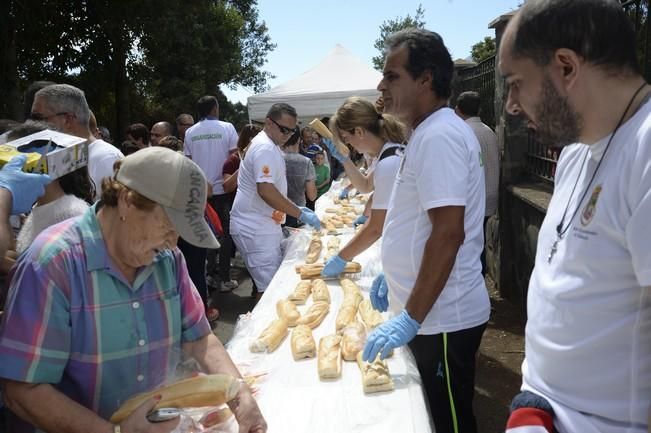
150,121,173,146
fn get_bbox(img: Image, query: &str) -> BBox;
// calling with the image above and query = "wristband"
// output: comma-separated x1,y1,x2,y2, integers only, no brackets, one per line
113,425,121,433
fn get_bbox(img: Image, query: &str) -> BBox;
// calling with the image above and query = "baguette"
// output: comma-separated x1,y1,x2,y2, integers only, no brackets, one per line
305,238,322,264
359,299,384,330
318,334,342,379
276,299,300,327
300,262,361,280
335,291,362,332
296,301,329,329
356,352,394,394
311,279,330,303
110,374,240,423
291,324,317,360
341,322,366,361
249,318,288,353
288,281,312,304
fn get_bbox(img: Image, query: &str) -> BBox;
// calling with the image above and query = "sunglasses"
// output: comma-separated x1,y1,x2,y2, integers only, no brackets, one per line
268,117,298,135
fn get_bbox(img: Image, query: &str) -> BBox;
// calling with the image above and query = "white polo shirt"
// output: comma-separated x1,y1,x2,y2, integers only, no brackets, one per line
184,118,237,194
371,142,402,210
522,99,651,428
381,108,490,335
88,138,123,200
230,131,287,235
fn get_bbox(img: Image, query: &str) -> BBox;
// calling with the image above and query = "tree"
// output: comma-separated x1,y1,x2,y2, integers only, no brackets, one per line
372,4,426,71
471,36,496,63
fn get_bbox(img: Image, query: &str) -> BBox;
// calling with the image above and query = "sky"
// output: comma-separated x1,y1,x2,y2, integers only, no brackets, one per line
221,0,521,105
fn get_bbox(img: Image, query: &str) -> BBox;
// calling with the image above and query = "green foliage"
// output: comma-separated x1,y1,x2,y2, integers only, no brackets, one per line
2,0,274,140
470,37,496,63
372,4,426,71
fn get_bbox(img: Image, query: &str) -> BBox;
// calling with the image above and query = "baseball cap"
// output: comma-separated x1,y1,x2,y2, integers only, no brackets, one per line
115,146,220,249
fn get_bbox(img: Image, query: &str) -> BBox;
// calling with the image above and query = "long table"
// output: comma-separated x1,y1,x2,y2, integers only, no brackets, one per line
225,186,434,433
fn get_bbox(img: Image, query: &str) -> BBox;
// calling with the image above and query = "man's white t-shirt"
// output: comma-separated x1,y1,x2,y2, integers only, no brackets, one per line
522,99,651,429
184,118,238,194
381,108,490,335
88,138,123,200
371,142,402,210
230,131,287,235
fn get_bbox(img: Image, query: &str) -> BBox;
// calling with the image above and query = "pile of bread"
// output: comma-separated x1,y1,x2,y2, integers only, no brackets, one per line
249,277,393,394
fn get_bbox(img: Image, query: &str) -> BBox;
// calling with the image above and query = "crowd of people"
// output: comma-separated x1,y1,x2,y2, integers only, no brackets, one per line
0,0,648,432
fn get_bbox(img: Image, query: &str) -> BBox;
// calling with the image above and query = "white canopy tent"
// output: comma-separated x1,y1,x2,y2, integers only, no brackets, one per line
247,44,382,124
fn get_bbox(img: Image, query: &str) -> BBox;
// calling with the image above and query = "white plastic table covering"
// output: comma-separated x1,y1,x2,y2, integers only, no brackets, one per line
224,184,434,433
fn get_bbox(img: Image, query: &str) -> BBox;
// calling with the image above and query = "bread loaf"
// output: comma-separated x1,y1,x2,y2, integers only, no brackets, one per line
291,324,316,360
296,301,329,329
335,279,363,331
311,279,330,303
110,374,240,423
341,322,366,361
288,281,312,305
318,334,342,379
359,299,384,330
356,352,394,394
305,238,322,264
249,318,288,353
300,262,361,280
276,299,300,327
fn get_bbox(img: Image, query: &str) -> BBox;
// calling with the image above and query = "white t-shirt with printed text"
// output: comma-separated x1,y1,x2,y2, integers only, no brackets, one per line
522,99,651,430
381,108,490,335
184,118,238,194
230,131,287,235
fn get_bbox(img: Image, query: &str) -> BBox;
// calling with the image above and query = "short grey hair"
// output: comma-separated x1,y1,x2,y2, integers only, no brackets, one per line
34,84,90,127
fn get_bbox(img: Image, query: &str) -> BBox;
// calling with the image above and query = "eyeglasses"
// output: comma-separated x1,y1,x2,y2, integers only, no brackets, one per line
268,117,298,135
30,112,71,122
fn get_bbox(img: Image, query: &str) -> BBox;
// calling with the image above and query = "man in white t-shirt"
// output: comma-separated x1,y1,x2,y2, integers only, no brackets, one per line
499,1,651,432
230,103,321,298
362,28,490,433
31,84,123,200
184,96,239,291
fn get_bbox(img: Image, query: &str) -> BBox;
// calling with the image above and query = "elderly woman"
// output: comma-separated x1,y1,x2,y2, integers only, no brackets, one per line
0,147,266,433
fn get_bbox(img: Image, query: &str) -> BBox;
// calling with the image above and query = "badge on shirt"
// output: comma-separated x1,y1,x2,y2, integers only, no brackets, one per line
580,184,602,226
271,210,285,224
261,165,272,178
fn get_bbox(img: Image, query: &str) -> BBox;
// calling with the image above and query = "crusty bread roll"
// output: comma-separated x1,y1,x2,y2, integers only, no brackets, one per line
335,279,363,331
291,324,316,360
359,299,384,330
305,238,322,264
308,118,334,140
311,279,330,303
110,374,240,423
341,322,366,361
300,262,361,280
276,299,300,327
296,301,329,329
356,352,394,394
288,281,312,305
249,318,288,353
318,334,342,379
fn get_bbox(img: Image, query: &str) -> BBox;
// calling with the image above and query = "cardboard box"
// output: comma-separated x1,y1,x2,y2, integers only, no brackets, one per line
0,130,88,179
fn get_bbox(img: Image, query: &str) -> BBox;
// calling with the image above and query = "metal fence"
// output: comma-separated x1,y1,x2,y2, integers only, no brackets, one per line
452,55,496,129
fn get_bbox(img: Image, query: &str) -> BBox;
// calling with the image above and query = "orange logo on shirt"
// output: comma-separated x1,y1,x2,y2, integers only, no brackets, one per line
261,165,271,178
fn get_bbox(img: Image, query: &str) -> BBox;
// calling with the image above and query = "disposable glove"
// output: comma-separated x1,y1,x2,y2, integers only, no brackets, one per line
362,310,420,361
370,273,388,312
338,189,349,200
323,138,349,163
321,254,348,278
0,154,51,214
353,215,368,227
298,207,321,230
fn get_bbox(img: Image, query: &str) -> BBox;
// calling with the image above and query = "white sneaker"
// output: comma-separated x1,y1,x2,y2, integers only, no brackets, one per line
220,279,239,292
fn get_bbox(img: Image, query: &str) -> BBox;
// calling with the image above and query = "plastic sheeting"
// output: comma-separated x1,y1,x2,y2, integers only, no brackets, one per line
224,185,434,433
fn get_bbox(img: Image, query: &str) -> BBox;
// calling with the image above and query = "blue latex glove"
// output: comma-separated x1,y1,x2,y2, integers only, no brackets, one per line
0,154,51,215
370,273,389,312
362,310,421,361
322,138,348,163
298,207,321,230
338,189,349,200
321,254,348,278
353,215,368,227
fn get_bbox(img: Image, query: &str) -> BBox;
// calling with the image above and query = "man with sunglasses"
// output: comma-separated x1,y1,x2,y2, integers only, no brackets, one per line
31,84,123,200
230,103,321,299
